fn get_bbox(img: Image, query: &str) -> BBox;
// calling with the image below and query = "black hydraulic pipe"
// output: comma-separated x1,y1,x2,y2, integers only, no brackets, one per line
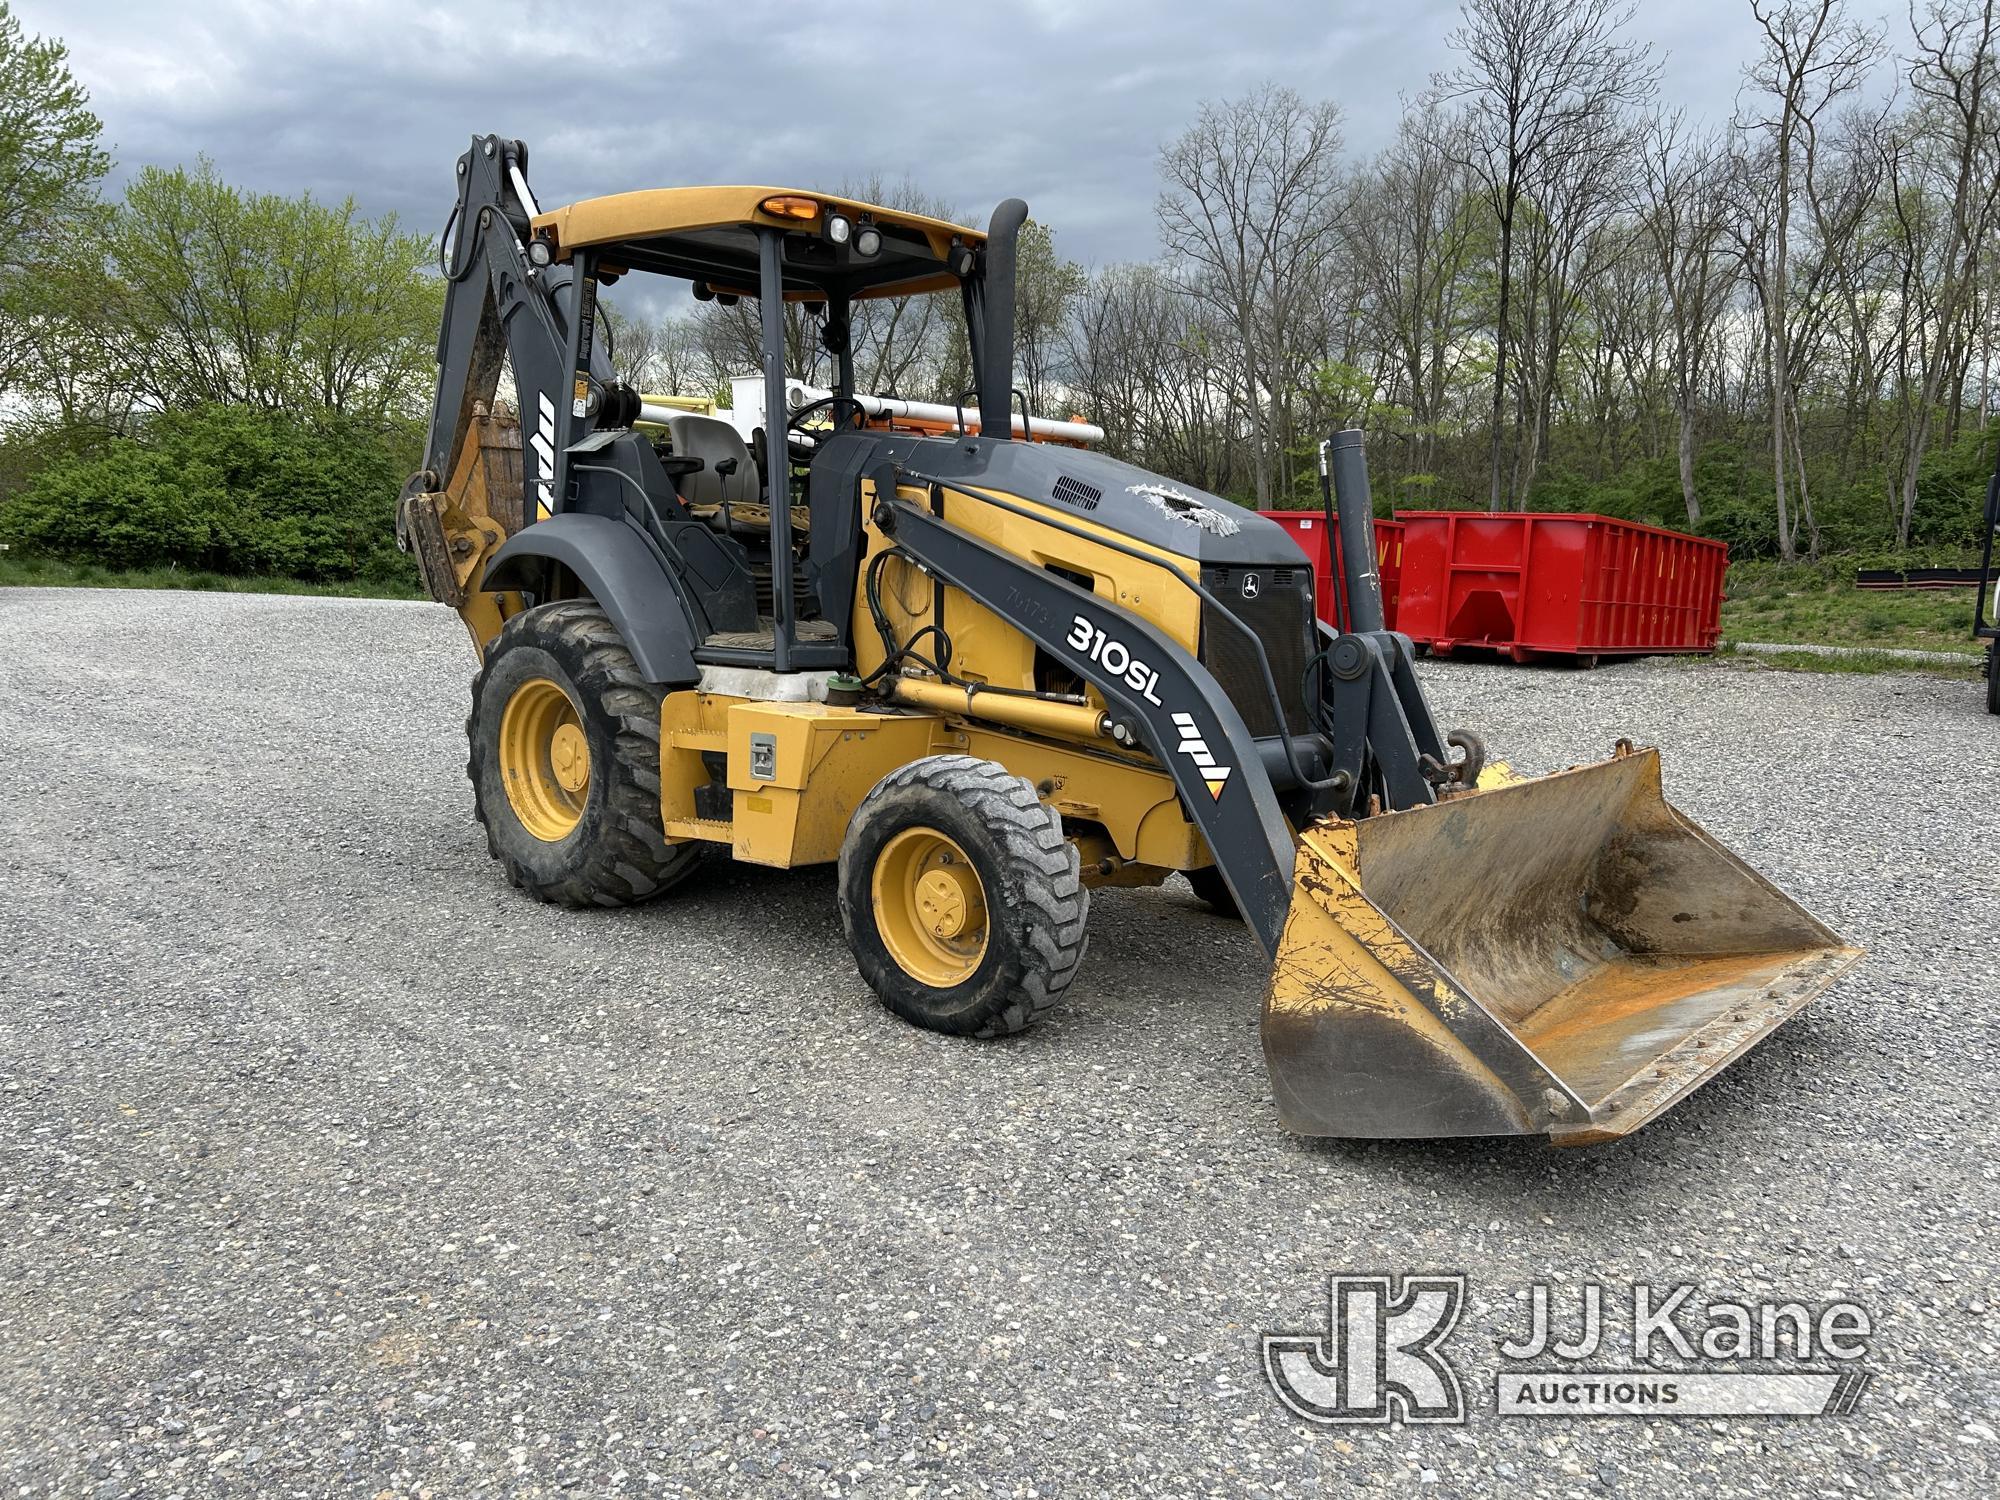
1325,429,1386,635
978,200,1028,440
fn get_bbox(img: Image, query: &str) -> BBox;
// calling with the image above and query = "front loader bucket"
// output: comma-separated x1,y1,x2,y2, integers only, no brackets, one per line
1264,748,1862,1144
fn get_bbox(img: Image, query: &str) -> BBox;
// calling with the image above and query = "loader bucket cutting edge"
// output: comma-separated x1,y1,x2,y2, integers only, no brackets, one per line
1262,748,1863,1144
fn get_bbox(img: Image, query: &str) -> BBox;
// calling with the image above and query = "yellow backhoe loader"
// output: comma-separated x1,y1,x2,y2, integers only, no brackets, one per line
397,137,1861,1143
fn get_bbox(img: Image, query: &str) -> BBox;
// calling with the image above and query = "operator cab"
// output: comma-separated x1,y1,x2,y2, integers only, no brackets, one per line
525,187,997,674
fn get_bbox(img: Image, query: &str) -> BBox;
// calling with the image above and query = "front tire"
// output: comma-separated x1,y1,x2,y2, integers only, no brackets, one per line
468,601,703,906
838,755,1089,1037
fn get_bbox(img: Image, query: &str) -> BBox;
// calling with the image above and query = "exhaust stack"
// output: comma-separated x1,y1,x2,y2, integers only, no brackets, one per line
978,199,1028,442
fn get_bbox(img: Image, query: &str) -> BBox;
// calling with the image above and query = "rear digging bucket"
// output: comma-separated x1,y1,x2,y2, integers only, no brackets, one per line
1263,748,1862,1143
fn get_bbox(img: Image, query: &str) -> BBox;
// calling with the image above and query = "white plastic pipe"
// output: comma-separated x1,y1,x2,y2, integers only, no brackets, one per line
643,382,1104,447
785,381,1103,445
638,398,715,425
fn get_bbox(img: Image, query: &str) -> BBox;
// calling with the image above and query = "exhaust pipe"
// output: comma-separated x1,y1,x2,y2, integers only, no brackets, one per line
978,199,1028,442
1323,430,1386,635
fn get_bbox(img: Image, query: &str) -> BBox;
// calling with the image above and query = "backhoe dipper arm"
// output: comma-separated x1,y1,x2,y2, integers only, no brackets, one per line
401,134,704,668
421,135,613,503
876,479,1298,956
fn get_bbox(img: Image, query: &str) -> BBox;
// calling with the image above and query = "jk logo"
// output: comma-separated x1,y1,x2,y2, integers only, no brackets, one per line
1263,1274,1467,1425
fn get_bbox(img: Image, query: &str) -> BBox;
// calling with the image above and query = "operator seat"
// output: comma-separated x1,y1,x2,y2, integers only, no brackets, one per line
664,414,760,508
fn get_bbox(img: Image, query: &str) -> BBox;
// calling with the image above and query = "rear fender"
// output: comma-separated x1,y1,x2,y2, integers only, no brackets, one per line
483,512,701,685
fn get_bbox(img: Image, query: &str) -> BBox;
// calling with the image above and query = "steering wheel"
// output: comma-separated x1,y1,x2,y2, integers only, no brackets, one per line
782,395,863,463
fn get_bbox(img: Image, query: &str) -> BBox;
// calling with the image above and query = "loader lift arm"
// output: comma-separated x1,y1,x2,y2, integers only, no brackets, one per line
877,433,1476,955
867,444,1858,1145
876,483,1301,952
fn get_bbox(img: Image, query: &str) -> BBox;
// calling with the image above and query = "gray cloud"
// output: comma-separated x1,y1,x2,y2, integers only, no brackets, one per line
28,0,1829,268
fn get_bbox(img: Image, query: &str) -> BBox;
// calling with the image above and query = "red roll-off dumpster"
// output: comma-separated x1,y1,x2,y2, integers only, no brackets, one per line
1391,511,1727,663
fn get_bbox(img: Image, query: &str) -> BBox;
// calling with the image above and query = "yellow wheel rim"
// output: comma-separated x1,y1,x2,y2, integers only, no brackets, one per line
872,827,989,987
498,677,590,842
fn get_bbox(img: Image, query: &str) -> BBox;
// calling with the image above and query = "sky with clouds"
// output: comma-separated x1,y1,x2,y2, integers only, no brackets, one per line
24,0,1901,270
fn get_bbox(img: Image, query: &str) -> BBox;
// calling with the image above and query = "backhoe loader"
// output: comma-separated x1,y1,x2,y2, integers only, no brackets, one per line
397,136,1861,1143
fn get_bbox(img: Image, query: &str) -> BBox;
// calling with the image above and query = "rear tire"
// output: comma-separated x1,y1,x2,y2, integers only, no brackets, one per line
1184,864,1240,918
468,601,703,906
1988,640,1998,716
839,755,1088,1037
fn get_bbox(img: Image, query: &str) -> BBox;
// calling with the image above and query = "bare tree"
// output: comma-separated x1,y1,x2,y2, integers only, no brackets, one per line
1740,0,1881,559
1013,220,1087,416
1063,263,1240,493
1580,224,1668,476
1638,115,1736,524
1891,0,2000,544
1345,104,1483,490
1430,0,1657,510
600,300,720,398
1157,84,1345,503
1805,106,1896,492
1508,118,1644,502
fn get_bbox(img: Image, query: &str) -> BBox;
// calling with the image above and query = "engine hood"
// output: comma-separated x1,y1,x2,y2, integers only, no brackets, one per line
884,435,1307,567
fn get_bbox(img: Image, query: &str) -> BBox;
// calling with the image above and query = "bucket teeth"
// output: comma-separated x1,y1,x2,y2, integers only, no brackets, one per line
1263,748,1863,1142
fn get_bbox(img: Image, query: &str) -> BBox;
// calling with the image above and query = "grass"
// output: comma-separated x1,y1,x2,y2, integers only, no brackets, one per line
1724,646,1985,680
1720,557,1986,662
0,552,425,600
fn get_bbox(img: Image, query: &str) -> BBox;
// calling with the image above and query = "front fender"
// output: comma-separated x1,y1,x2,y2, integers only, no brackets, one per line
483,513,701,686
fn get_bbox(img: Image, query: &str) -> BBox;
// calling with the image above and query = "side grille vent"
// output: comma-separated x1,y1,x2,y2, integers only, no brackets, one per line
1197,566,1315,738
1204,565,1300,590
1052,475,1102,511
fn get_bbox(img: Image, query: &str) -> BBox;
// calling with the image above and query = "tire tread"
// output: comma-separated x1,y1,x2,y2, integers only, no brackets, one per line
467,602,702,907
842,754,1088,1037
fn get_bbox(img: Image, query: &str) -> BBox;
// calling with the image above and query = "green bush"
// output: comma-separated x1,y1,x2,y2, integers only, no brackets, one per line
0,404,422,581
1907,427,1999,550
1522,455,1679,526
1693,497,1778,558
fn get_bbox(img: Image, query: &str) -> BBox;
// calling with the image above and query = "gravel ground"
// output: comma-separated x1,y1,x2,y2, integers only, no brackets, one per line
1,587,1994,1499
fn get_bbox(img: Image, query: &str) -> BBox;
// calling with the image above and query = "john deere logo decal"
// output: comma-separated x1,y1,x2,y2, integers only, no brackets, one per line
1241,573,1261,600
1171,711,1232,799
